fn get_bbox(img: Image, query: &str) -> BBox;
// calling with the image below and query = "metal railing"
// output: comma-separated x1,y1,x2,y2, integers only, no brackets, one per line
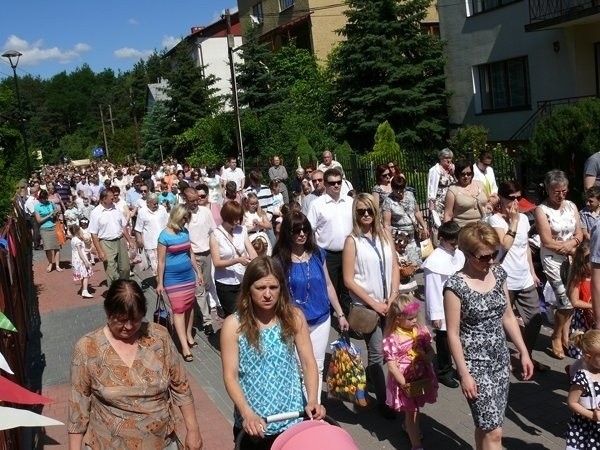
529,0,598,22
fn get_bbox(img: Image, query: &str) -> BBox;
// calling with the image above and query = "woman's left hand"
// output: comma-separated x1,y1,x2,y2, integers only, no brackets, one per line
305,402,326,421
338,316,350,331
185,427,203,450
520,353,534,381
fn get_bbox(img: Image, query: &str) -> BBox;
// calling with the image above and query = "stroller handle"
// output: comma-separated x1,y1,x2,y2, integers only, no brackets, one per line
264,410,307,423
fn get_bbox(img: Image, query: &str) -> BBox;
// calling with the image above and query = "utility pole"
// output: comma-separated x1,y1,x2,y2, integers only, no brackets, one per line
130,86,141,156
99,105,110,159
225,9,245,173
107,104,116,135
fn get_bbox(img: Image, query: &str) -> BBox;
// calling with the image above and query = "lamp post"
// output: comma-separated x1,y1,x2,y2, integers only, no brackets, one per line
2,50,31,175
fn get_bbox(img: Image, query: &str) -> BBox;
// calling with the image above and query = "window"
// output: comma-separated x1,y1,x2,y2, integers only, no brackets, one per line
478,56,530,112
279,0,294,12
471,0,520,15
252,2,264,23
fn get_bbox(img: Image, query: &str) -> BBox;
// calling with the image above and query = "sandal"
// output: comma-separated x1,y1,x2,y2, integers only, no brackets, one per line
551,338,565,360
187,341,198,349
183,354,194,362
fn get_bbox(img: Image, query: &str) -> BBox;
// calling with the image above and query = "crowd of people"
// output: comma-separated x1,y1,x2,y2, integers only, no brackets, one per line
13,148,600,450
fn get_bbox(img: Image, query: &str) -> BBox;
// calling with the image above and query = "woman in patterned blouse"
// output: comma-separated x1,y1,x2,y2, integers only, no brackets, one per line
68,280,203,450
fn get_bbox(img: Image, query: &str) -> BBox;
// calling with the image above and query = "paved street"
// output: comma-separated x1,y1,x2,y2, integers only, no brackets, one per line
32,247,571,449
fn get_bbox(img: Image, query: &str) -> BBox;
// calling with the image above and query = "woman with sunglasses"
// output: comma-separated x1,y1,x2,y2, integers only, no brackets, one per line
444,222,533,450
383,175,429,265
534,170,583,359
372,164,393,209
273,211,349,397
489,181,547,372
343,193,399,419
443,159,488,227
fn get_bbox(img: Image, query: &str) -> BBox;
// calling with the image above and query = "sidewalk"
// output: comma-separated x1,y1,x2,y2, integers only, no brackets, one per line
33,248,571,449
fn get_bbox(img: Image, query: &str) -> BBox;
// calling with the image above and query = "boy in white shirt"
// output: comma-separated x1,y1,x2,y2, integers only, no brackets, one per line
422,220,465,388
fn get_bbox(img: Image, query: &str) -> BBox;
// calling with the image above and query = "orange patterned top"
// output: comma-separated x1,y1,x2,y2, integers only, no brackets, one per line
68,322,193,449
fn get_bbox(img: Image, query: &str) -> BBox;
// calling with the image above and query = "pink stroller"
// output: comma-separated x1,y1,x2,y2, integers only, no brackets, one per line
234,410,358,450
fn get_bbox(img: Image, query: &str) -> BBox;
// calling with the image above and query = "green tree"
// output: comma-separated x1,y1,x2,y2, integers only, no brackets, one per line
141,101,173,162
448,124,489,160
363,121,407,168
329,0,448,152
296,135,316,167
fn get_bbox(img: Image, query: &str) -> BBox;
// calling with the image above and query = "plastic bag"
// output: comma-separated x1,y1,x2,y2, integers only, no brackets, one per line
326,333,368,406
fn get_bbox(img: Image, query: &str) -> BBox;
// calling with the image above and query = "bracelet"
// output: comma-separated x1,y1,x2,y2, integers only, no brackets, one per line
506,230,516,238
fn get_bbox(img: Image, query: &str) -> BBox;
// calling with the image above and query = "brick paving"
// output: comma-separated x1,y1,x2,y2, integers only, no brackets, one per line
30,247,572,449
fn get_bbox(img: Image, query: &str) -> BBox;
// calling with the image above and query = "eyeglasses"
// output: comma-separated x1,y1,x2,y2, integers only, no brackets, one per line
470,250,499,262
553,189,568,195
312,178,323,183
198,194,207,199
110,315,143,326
140,189,148,193
291,226,308,235
306,170,314,174
326,180,343,186
388,164,395,169
357,208,374,217
460,172,473,177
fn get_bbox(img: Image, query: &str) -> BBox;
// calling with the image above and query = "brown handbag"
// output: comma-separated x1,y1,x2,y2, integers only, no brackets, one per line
347,304,379,334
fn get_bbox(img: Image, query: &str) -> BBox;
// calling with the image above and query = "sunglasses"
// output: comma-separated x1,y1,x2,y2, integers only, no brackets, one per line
291,226,308,235
504,194,522,201
326,180,343,186
388,165,395,169
382,172,391,178
471,250,499,262
357,208,374,217
460,172,473,177
312,178,323,183
140,190,149,193
198,194,207,199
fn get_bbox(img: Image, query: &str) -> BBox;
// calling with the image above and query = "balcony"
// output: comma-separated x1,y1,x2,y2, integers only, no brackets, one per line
526,0,600,31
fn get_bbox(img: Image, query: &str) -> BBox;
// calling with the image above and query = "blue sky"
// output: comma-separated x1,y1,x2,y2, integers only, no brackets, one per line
0,1,236,80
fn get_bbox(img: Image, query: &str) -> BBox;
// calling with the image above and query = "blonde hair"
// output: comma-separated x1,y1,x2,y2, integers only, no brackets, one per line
571,329,600,356
458,222,500,255
351,193,391,248
166,204,190,232
384,294,424,337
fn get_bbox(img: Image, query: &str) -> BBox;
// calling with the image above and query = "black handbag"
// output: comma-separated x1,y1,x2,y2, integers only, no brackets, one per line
153,293,173,333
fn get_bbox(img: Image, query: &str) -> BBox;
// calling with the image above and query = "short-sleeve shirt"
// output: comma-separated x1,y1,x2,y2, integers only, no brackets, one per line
584,152,600,187
34,202,57,229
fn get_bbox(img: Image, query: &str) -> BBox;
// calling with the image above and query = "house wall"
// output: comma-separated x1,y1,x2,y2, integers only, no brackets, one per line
308,0,347,61
194,35,243,111
439,0,600,140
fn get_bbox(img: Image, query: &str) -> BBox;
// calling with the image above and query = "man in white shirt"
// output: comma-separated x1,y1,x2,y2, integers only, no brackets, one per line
221,157,245,192
472,150,498,206
89,189,134,287
307,167,353,307
184,187,217,335
24,184,41,249
134,193,168,276
317,150,343,173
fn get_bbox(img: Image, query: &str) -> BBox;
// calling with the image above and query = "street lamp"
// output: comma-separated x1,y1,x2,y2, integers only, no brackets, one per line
2,50,32,175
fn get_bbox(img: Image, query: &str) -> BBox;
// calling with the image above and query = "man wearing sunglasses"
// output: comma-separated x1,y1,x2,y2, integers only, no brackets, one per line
307,168,354,308
301,169,326,215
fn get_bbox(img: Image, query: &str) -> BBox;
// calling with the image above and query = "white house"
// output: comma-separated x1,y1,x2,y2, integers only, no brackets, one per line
438,0,600,141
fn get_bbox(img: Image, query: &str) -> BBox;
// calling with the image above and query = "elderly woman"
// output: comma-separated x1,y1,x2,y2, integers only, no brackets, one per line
68,280,203,450
443,159,488,227
427,148,456,235
383,175,429,265
534,170,583,359
221,257,325,448
268,155,289,204
157,204,203,362
489,181,546,371
35,189,63,272
372,164,393,209
444,222,533,450
343,193,399,419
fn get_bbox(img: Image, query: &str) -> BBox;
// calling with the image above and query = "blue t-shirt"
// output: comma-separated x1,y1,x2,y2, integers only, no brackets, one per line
158,192,176,207
157,229,195,286
287,247,330,325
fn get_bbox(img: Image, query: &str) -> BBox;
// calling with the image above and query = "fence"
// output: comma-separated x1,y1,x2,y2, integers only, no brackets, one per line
0,203,37,449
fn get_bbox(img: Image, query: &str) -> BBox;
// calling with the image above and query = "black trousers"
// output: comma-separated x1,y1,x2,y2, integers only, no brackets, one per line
325,250,351,314
216,281,241,318
434,330,454,378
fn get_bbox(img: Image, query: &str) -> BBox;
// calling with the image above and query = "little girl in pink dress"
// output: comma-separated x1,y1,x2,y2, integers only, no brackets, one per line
383,295,438,450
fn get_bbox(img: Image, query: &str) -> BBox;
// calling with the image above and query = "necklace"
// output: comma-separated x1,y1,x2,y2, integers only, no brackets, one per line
289,255,311,305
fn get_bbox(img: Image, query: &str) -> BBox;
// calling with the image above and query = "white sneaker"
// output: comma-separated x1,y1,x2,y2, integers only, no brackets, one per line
82,290,93,298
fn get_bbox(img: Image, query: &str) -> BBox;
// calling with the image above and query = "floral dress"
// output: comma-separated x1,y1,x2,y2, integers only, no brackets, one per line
383,326,438,412
382,191,422,265
443,265,510,430
71,236,93,281
567,279,594,359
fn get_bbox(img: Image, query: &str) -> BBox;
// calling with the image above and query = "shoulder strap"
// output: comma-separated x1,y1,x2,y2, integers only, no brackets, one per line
217,227,243,257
